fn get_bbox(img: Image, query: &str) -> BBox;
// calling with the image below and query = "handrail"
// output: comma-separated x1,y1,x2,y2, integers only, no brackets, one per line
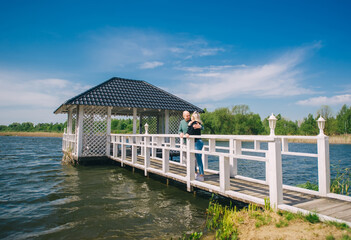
107,133,331,208
62,132,331,209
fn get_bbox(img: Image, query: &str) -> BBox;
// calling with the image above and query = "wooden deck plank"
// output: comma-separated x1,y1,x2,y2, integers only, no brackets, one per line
319,203,351,216
328,208,351,219
293,198,327,210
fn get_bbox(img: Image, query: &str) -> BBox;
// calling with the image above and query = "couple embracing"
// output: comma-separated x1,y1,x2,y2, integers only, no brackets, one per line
178,111,205,182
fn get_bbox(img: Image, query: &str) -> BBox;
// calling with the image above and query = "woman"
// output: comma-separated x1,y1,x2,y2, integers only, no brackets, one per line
185,111,204,181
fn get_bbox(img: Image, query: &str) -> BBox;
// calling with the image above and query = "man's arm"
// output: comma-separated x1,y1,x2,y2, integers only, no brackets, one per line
178,120,183,133
178,120,184,138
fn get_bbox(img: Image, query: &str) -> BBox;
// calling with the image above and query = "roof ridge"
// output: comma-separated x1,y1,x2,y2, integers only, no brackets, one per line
64,77,145,104
64,77,115,104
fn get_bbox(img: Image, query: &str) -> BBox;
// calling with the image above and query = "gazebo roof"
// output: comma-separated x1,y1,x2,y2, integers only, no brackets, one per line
54,77,203,115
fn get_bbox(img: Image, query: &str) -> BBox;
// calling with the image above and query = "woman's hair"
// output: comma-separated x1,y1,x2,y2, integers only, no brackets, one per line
188,111,203,125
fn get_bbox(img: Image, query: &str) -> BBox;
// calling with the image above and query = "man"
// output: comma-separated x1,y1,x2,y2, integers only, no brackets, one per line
178,111,191,138
178,111,202,165
179,110,202,137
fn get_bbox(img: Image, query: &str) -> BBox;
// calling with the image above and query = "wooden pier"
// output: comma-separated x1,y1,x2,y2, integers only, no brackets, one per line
109,153,351,224
79,133,351,226
56,77,351,226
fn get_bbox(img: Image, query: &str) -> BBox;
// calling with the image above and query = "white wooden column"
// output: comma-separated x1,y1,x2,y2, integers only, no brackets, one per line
220,155,230,192
162,148,170,173
132,142,137,164
230,139,238,177
144,136,150,176
318,135,330,196
164,110,169,134
133,108,137,134
106,107,112,156
76,105,84,157
67,108,73,134
121,136,126,164
186,138,195,192
268,138,283,209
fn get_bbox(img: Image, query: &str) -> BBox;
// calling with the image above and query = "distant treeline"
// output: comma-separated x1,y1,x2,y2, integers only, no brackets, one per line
201,104,351,136
0,122,67,133
1,104,351,135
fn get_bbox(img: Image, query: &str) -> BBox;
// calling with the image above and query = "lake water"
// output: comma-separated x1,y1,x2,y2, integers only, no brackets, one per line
1,136,350,239
0,136,210,240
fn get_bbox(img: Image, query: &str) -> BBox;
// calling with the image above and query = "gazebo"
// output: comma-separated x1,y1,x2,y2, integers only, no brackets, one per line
54,77,203,163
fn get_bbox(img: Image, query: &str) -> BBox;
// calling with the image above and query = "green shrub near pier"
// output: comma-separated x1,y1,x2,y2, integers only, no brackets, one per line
183,197,351,240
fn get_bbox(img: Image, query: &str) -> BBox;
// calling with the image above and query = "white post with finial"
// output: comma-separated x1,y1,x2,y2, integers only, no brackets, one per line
144,123,150,176
269,113,277,136
317,117,330,196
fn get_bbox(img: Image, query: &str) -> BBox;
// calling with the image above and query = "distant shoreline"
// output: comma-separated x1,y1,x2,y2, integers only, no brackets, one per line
0,132,63,138
0,132,350,144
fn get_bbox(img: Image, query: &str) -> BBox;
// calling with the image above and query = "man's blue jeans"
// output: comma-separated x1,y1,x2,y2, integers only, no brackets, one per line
195,139,204,175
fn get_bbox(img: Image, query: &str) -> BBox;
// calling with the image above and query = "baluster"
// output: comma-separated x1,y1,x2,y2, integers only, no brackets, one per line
162,147,169,173
121,136,126,166
144,136,150,176
203,148,208,170
132,142,137,164
186,138,195,192
282,138,289,152
220,155,230,192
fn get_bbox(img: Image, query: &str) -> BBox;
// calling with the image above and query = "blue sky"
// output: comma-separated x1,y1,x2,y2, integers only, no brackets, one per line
1,0,351,124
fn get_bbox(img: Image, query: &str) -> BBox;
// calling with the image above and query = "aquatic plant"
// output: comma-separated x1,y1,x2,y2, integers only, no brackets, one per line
330,166,350,196
180,231,203,240
296,181,319,191
206,198,239,239
297,165,350,196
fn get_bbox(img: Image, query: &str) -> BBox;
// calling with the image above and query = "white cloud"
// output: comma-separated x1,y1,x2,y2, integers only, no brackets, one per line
0,76,90,108
0,70,91,124
87,28,225,70
177,44,320,102
198,48,225,56
297,94,351,106
178,65,247,73
140,61,164,69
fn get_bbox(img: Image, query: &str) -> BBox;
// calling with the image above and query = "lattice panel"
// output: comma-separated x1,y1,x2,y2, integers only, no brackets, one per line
140,115,158,134
71,110,77,155
169,111,183,134
82,106,108,156
71,111,77,134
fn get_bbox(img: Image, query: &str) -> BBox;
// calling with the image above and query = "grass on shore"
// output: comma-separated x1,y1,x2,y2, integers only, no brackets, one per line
183,198,351,240
0,131,63,138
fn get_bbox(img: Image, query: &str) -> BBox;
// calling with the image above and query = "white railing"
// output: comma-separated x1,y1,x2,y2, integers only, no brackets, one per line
108,133,332,208
62,132,77,155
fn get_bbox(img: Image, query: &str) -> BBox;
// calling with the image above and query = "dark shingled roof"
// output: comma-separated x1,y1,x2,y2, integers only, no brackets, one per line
54,77,203,114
